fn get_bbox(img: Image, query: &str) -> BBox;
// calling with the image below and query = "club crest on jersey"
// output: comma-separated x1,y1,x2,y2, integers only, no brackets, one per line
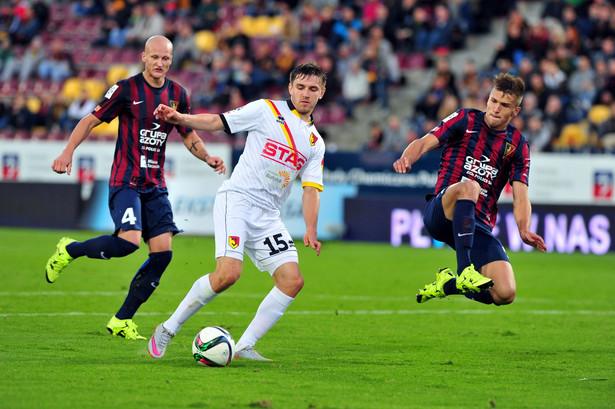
228,236,240,249
170,100,178,110
309,133,318,146
503,142,515,157
276,115,285,125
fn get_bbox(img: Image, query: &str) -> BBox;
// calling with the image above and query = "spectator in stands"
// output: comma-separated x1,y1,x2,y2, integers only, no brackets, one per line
275,40,296,80
34,89,63,130
492,9,528,66
172,23,198,69
194,0,219,31
566,55,598,122
92,2,133,48
527,71,551,111
316,5,335,43
363,121,385,152
60,88,97,131
72,0,104,17
0,99,9,130
7,1,47,45
543,94,566,143
387,0,416,53
540,58,567,92
0,35,14,72
8,94,33,131
1,35,45,81
297,3,321,52
597,100,615,151
340,58,369,119
37,38,75,83
437,94,460,122
331,5,362,48
426,4,454,53
542,0,566,20
383,114,410,152
125,2,165,49
525,114,552,152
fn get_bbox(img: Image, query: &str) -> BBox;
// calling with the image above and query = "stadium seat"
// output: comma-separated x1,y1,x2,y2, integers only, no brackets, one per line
554,121,590,150
83,78,107,100
61,78,84,100
26,96,41,114
587,105,611,126
106,65,130,86
195,30,217,53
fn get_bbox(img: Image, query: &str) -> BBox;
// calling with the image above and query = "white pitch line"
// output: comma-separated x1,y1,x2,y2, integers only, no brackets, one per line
1,309,613,318
0,291,606,306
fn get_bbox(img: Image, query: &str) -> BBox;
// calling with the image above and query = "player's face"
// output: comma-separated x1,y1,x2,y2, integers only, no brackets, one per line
142,40,173,85
485,89,521,131
288,75,325,120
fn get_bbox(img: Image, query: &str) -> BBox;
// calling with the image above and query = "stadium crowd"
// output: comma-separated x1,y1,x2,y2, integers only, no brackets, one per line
0,0,614,153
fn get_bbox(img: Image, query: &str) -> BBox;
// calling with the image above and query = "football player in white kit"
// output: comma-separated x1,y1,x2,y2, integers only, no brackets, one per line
148,62,327,361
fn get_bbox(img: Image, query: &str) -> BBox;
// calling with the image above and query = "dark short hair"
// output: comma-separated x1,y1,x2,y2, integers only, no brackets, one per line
289,61,327,88
493,73,525,107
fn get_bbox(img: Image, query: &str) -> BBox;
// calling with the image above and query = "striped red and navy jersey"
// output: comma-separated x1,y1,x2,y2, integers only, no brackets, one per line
429,108,530,230
92,73,192,190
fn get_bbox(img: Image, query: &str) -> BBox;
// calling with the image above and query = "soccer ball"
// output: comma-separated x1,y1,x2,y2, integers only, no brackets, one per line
192,326,235,367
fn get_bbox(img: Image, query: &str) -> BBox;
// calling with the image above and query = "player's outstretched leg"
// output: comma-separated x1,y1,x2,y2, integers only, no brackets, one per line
456,264,493,293
416,268,456,303
45,237,76,283
148,324,175,358
106,316,146,340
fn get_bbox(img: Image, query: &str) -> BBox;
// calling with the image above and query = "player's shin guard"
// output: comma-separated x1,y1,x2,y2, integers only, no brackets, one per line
452,199,476,275
163,274,218,334
235,286,294,351
115,251,172,319
464,289,495,305
66,235,139,259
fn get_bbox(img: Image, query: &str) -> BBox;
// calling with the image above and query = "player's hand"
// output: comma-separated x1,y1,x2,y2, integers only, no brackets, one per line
206,155,226,175
303,231,321,256
520,231,547,252
154,104,181,124
393,156,411,173
51,150,74,175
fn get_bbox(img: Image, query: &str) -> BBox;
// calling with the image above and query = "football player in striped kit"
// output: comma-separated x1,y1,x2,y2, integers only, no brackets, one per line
45,36,226,340
149,62,327,361
394,73,546,306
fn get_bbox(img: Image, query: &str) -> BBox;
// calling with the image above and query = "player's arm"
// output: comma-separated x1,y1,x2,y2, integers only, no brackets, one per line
512,181,547,252
393,133,439,173
52,113,102,175
154,104,225,132
180,130,226,175
302,186,321,256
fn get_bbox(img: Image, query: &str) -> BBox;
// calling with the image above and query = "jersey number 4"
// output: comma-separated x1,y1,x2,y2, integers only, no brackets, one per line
122,207,137,225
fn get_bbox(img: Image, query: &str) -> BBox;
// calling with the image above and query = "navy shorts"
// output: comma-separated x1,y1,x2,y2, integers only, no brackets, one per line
108,186,179,242
423,190,509,269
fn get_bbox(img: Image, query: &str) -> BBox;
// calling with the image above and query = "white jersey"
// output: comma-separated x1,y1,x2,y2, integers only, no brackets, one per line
218,99,325,210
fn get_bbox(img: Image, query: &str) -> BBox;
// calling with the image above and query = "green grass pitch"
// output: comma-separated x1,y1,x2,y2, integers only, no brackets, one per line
0,227,613,409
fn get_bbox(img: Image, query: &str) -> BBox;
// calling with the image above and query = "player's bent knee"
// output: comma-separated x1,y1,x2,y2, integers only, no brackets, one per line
459,179,481,199
493,288,516,305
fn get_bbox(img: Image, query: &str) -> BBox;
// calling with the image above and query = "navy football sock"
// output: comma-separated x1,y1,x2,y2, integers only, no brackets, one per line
452,200,476,275
66,235,139,259
464,289,495,305
115,251,172,320
443,279,462,295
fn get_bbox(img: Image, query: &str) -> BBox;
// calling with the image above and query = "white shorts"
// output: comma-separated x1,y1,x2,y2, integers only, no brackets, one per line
214,191,298,275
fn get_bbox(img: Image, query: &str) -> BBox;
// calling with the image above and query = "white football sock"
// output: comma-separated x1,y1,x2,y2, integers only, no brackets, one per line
164,274,217,334
235,286,294,351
